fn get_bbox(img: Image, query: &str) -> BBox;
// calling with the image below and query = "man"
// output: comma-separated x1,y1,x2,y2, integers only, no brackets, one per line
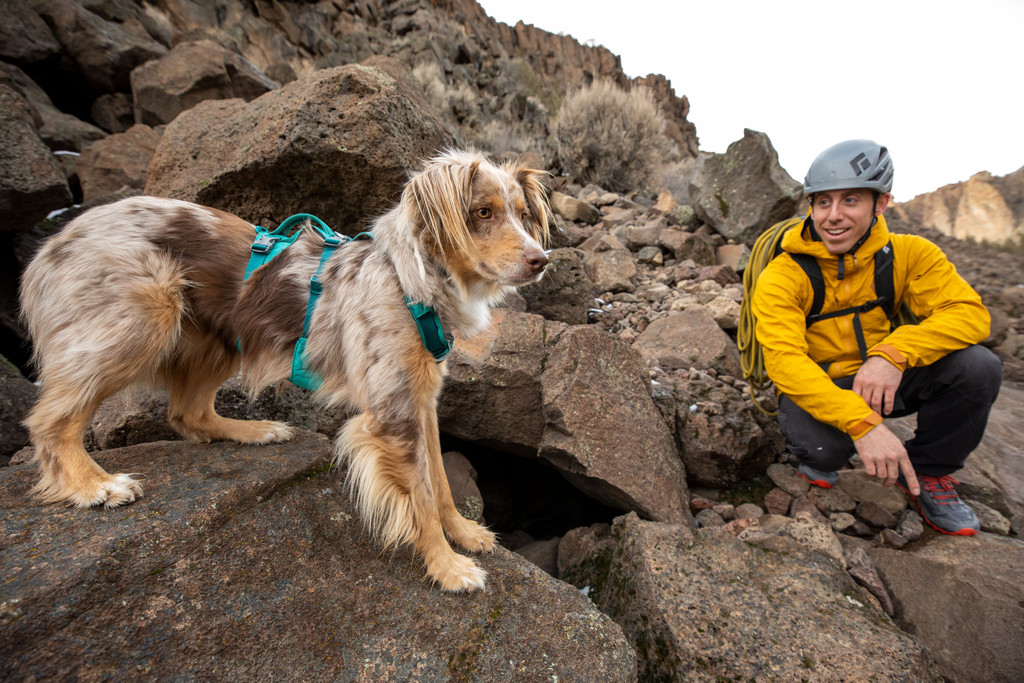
753,139,1002,535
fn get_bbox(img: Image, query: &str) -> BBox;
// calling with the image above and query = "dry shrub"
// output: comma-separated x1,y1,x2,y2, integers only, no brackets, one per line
554,81,671,192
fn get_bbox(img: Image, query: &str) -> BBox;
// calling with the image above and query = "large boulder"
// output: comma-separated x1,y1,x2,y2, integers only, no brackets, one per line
519,247,593,324
0,431,637,681
870,534,1024,683
145,57,458,231
439,310,555,452
540,326,690,525
566,513,938,681
439,311,691,526
688,129,802,245
0,62,106,152
33,0,167,93
673,379,784,488
85,378,353,451
77,124,162,202
0,85,71,232
131,40,280,126
0,0,61,65
0,356,36,462
633,308,742,376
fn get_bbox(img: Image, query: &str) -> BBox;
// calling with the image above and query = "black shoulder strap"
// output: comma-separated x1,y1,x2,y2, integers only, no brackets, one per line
873,240,896,322
787,252,826,323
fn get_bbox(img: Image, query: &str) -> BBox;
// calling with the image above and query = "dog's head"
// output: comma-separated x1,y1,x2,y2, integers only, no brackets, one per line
405,149,551,293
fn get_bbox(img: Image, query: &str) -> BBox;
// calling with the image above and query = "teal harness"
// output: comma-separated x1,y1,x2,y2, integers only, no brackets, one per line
239,213,453,391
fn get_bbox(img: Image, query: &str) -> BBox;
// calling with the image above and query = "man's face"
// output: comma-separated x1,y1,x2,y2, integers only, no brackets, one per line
810,189,890,255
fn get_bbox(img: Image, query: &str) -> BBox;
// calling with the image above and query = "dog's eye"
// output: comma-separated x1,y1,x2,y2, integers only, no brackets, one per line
475,208,492,219
521,212,530,222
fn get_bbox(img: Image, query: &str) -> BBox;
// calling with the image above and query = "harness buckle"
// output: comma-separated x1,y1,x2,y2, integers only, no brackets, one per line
251,234,277,254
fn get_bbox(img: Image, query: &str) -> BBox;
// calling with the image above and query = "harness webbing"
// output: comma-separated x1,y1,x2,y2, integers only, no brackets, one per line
238,214,452,392
787,240,898,362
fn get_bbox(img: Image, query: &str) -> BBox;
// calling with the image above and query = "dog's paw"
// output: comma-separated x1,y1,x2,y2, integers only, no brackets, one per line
445,517,497,554
235,420,293,444
428,552,488,592
67,473,144,509
259,421,293,444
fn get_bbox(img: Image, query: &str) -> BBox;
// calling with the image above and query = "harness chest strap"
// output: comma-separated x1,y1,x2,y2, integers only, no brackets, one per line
238,214,453,392
787,240,898,363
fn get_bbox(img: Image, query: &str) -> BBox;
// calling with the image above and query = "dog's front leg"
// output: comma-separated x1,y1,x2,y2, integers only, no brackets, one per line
420,414,497,554
338,411,487,591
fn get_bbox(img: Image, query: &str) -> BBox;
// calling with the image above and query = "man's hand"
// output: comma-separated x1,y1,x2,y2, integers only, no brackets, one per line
853,356,903,415
855,424,920,495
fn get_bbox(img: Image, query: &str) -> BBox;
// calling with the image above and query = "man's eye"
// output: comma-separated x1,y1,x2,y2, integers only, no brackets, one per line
476,208,492,219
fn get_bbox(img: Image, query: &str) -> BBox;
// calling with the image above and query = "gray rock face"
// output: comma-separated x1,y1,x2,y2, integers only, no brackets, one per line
688,128,802,246
540,326,690,525
571,513,938,681
871,534,1024,683
131,40,281,126
0,85,71,233
145,58,458,232
33,0,167,93
519,247,593,325
77,124,161,202
439,311,691,526
0,431,637,681
0,357,36,460
633,308,742,376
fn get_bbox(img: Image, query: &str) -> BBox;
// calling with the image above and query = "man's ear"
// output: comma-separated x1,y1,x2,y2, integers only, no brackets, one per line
876,192,891,215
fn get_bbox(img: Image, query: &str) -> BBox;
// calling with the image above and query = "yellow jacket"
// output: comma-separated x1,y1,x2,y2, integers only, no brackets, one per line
752,214,990,439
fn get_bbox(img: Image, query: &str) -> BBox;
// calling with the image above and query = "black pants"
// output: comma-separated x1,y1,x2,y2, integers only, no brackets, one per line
778,345,1003,477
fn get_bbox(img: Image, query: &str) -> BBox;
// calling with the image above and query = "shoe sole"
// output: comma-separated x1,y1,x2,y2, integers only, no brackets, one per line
898,483,978,536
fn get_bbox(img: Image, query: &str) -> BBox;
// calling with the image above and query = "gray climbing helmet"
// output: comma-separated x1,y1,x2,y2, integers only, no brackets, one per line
803,139,894,196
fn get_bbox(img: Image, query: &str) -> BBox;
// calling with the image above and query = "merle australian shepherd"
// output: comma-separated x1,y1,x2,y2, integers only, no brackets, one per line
20,150,551,591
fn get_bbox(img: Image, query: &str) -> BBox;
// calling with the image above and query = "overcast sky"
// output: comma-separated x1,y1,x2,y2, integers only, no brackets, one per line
477,0,1024,201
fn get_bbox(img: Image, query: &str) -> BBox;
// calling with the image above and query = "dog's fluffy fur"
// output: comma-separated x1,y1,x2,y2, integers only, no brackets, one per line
20,149,550,591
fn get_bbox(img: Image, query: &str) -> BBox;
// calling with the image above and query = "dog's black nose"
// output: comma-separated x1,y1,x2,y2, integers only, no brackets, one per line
525,249,548,273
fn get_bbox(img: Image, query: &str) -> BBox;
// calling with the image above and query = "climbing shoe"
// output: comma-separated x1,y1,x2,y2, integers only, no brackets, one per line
899,474,979,536
798,464,838,489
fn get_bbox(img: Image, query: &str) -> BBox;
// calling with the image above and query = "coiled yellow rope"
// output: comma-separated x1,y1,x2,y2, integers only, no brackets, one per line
737,217,804,416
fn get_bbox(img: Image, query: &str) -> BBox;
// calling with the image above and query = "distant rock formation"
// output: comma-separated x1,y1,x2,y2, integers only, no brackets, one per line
893,166,1024,248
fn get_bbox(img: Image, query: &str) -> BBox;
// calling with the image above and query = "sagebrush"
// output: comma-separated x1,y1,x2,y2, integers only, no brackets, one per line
554,81,671,192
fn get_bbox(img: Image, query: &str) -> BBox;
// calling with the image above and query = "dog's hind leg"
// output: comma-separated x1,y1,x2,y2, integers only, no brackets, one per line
165,328,293,445
27,386,143,508
339,411,487,592
422,417,496,554
22,279,186,508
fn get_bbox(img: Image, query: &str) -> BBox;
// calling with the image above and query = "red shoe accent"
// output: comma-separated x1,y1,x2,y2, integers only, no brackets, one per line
798,472,833,489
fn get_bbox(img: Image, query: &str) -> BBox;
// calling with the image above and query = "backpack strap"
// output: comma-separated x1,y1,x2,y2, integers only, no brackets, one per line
873,240,896,323
789,240,898,362
786,252,826,323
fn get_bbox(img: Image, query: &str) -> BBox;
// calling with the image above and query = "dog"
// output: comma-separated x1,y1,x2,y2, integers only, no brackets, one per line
19,149,551,591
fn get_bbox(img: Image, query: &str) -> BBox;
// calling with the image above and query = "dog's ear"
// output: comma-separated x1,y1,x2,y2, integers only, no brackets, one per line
515,166,552,247
405,156,479,255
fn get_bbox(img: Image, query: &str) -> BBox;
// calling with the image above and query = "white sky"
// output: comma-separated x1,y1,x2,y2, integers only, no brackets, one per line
477,0,1024,201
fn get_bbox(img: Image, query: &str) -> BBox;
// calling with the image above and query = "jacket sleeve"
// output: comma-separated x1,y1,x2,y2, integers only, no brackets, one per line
867,235,990,370
752,258,881,438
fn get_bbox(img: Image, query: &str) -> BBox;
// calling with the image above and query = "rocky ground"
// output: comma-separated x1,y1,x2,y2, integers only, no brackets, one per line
2,1,1024,681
